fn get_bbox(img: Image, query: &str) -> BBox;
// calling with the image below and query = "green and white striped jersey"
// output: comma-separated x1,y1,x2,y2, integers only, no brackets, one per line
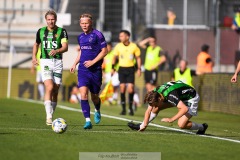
154,80,197,106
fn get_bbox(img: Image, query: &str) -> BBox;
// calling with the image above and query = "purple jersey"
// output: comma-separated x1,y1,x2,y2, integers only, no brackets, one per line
77,29,107,72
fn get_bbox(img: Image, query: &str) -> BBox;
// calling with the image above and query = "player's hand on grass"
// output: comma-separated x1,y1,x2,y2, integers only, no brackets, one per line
161,118,173,123
231,74,237,83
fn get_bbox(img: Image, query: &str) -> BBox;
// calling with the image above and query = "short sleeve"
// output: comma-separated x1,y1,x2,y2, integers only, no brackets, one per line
94,30,107,49
113,44,120,56
134,45,141,57
36,29,41,44
60,28,68,43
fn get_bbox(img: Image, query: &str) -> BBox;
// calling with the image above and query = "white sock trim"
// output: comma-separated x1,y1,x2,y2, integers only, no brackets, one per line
44,100,53,119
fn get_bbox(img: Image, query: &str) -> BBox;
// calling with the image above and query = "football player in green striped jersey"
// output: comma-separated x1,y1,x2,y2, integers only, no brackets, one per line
32,10,68,125
128,80,208,135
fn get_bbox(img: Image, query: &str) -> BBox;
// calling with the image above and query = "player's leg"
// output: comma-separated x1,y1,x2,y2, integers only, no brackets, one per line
78,71,92,129
144,70,152,92
90,70,102,124
111,72,120,104
36,71,45,100
51,83,60,113
79,86,92,129
43,79,54,125
178,113,208,135
119,83,126,115
91,93,101,124
150,70,158,91
127,83,134,115
126,67,135,115
51,59,63,117
118,67,127,115
184,94,208,134
40,59,54,125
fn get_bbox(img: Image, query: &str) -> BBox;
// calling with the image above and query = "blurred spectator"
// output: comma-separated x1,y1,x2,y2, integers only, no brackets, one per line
232,6,240,33
163,7,181,25
138,37,166,92
172,59,196,87
196,44,214,75
133,92,140,111
50,0,61,12
69,86,81,104
102,42,120,104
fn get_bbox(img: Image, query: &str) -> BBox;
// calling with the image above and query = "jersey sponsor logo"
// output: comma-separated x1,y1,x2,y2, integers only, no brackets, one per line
63,30,67,38
81,46,92,50
42,41,58,49
89,34,94,42
44,66,49,71
169,94,178,100
168,99,177,106
182,89,192,94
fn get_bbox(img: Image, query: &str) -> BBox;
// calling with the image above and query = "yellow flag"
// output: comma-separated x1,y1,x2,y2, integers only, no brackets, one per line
100,80,114,103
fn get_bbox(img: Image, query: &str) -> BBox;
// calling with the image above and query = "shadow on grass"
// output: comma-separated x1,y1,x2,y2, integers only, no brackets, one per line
0,132,16,135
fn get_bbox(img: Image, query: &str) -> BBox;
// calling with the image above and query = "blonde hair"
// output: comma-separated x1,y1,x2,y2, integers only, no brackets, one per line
79,13,93,21
45,10,57,20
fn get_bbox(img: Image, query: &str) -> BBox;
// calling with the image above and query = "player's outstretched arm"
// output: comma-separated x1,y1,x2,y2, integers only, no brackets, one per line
139,105,153,131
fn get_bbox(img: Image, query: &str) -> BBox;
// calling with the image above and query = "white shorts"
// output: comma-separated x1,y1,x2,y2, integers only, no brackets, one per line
104,72,120,87
40,59,63,85
36,70,43,83
183,93,200,116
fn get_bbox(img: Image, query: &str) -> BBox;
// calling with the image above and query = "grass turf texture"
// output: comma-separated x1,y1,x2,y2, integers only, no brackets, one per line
0,98,240,160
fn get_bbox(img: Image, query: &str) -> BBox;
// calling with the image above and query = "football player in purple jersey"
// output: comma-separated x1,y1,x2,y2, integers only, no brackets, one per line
70,13,108,129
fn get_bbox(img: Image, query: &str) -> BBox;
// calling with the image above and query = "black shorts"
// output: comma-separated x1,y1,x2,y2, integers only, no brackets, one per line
118,67,135,84
144,69,158,85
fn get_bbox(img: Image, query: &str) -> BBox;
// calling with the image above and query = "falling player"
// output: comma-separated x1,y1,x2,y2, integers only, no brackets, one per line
128,80,208,135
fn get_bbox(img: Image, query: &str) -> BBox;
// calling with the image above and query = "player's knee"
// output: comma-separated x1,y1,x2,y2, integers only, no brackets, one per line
81,94,88,100
178,121,187,129
91,95,99,104
45,86,53,92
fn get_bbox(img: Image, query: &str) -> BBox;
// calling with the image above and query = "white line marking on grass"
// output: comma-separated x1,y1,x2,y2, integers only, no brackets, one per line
16,98,240,144
0,128,49,131
1,128,185,136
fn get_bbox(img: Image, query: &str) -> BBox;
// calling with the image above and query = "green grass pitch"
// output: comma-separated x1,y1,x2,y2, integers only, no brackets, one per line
0,98,240,160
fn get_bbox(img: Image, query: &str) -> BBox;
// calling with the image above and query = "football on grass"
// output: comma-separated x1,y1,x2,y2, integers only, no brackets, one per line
52,118,68,134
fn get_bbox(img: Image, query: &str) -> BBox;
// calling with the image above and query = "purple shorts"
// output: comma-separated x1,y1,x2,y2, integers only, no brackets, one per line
78,69,102,94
